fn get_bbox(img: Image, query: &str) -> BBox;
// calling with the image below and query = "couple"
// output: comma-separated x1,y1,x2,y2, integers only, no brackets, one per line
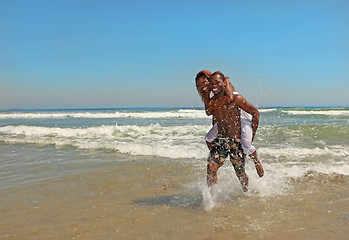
195,70,264,192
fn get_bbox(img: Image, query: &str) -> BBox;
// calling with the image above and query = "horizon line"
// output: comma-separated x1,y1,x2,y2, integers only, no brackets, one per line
1,106,349,111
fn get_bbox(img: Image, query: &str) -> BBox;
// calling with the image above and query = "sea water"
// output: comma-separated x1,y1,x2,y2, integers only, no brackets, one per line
0,107,348,239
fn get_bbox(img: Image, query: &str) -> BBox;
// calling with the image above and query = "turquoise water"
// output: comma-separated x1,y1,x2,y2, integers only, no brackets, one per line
1,107,348,159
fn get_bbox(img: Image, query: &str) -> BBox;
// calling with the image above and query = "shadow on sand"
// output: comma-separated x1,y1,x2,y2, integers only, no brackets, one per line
134,194,203,209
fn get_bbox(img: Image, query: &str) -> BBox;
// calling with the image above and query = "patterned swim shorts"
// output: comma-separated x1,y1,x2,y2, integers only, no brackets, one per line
207,135,246,175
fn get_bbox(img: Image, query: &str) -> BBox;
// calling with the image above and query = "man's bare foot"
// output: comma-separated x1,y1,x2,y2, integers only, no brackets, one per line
254,161,264,178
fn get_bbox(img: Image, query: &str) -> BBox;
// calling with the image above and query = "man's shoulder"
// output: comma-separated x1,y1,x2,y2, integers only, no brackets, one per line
233,94,245,103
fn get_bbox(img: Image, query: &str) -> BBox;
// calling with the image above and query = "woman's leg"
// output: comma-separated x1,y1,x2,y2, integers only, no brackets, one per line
249,150,264,178
241,121,264,177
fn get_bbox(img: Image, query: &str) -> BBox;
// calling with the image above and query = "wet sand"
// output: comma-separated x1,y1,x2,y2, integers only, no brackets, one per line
1,143,348,240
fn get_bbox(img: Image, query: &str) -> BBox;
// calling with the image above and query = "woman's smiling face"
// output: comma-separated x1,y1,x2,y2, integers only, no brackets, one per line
196,75,210,96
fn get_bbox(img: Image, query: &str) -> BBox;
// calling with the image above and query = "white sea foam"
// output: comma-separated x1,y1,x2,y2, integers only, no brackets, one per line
0,109,209,119
1,125,348,164
0,124,210,159
0,108,282,119
192,159,349,209
284,110,349,116
258,108,277,113
259,146,349,158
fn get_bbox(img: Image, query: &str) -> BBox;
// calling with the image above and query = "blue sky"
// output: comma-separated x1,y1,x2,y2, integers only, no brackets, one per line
1,0,348,109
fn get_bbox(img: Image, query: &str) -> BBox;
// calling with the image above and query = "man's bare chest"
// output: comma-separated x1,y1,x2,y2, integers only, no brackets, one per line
212,103,240,119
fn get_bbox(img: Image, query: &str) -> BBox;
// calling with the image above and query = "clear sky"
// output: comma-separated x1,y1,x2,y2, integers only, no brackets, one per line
1,0,348,109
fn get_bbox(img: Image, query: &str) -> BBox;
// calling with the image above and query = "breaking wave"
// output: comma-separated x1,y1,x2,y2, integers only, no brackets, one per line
0,109,209,119
0,125,348,165
282,109,349,116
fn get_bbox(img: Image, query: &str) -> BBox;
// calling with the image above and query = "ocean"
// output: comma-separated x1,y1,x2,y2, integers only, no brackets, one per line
0,107,348,239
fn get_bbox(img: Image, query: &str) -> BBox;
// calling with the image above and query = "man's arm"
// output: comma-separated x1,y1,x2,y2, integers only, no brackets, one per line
234,95,259,141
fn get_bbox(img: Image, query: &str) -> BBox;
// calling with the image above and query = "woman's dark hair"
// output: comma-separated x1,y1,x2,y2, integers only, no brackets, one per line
195,70,212,83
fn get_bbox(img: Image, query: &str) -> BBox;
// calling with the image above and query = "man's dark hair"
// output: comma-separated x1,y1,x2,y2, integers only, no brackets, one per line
211,71,226,82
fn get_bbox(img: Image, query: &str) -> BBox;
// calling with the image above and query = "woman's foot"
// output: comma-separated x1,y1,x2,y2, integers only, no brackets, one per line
254,160,264,178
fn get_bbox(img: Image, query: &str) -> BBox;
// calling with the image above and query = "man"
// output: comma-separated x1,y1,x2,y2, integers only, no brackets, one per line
206,71,260,192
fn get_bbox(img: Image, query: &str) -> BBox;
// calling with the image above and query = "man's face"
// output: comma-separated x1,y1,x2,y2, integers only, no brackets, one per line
210,74,225,95
196,75,210,95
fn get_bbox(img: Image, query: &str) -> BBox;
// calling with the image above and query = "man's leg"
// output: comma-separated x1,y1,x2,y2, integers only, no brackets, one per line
230,144,249,192
236,172,249,192
207,161,220,188
249,150,264,178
